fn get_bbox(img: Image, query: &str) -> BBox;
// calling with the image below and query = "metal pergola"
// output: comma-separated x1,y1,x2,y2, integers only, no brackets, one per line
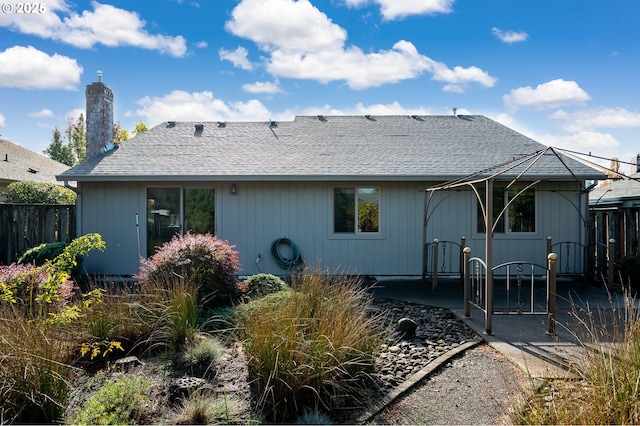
422,146,599,334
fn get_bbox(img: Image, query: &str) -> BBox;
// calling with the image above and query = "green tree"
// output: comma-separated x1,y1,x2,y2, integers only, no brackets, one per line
3,181,77,204
113,121,130,143
66,114,86,164
133,120,149,136
44,127,74,166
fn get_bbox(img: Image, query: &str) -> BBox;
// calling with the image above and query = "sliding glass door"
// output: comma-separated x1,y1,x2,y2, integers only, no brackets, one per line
146,187,215,256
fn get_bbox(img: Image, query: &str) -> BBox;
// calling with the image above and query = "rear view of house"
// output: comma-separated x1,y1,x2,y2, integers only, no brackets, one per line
57,78,605,278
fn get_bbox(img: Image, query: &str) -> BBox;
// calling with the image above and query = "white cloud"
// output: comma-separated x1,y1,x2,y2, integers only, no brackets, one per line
29,109,55,118
226,0,346,53
0,46,82,90
0,1,187,57
503,79,591,112
539,131,620,152
354,101,432,115
275,101,432,120
0,112,5,127
194,41,208,49
342,0,454,20
128,90,271,125
550,108,640,132
226,0,494,91
242,81,282,94
219,46,254,71
491,27,528,44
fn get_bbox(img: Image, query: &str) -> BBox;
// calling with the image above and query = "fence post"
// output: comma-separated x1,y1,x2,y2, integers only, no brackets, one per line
547,252,557,335
432,239,439,292
460,236,466,279
608,238,616,286
546,236,552,255
463,247,471,318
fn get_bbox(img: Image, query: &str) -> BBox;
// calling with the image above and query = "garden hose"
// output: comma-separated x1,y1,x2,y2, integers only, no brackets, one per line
271,237,303,270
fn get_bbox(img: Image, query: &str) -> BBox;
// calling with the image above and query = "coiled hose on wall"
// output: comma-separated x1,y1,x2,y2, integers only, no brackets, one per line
271,237,303,271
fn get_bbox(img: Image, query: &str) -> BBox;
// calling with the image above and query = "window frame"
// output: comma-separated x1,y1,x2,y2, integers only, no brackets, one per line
146,184,217,256
475,184,538,237
329,185,384,240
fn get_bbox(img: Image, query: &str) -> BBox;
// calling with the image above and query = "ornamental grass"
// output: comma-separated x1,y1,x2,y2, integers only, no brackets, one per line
517,285,640,424
238,270,386,423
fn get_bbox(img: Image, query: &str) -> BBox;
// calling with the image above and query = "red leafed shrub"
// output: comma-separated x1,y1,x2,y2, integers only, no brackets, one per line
137,232,242,308
0,263,75,314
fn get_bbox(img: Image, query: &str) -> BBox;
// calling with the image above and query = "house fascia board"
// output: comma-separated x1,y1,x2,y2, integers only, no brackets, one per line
56,172,603,183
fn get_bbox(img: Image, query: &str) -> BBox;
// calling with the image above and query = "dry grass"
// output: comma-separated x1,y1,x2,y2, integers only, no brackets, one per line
0,304,79,423
238,270,386,423
517,285,640,424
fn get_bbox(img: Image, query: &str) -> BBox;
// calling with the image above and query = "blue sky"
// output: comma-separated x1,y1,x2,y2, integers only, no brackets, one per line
1,0,639,172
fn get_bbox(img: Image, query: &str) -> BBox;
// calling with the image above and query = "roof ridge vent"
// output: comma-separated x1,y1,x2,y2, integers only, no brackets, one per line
364,114,376,121
218,121,226,128
268,119,277,128
167,121,176,127
317,115,327,122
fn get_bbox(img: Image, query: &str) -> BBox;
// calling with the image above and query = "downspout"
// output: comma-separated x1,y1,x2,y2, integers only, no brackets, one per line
64,181,82,237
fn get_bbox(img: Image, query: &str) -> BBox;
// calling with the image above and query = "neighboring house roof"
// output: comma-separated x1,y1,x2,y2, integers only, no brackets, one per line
1,138,70,186
58,115,605,182
589,172,640,207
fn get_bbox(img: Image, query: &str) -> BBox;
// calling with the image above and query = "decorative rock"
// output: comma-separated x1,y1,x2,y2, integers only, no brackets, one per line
371,298,477,393
112,356,143,372
170,376,208,401
396,317,418,338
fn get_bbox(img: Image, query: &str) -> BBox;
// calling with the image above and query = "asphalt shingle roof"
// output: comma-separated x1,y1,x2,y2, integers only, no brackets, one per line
58,115,604,182
590,172,640,205
1,138,70,185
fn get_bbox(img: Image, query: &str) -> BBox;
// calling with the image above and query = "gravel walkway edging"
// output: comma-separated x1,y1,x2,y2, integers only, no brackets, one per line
355,335,484,424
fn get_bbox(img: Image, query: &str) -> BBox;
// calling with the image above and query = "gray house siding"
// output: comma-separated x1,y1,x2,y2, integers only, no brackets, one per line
78,181,146,276
220,181,424,277
79,180,425,277
77,178,587,278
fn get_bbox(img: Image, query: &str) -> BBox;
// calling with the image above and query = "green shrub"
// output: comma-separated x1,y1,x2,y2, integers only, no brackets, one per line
179,334,224,376
3,180,76,204
18,241,84,280
18,242,68,266
137,232,241,308
238,271,385,423
241,273,290,300
67,376,152,425
0,234,105,320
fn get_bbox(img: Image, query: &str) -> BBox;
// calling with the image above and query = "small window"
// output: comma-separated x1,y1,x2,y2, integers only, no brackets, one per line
507,188,535,232
476,186,535,233
334,187,380,234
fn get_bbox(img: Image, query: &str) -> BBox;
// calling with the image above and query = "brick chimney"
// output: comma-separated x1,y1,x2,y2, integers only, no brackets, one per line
85,71,114,159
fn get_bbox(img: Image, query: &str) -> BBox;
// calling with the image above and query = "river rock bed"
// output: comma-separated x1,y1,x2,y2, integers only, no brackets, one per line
370,298,479,391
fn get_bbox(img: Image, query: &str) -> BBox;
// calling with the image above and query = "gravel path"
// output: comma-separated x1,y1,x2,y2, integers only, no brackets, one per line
368,344,530,425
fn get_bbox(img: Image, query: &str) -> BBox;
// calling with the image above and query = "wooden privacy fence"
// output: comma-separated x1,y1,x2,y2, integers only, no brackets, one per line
0,204,76,265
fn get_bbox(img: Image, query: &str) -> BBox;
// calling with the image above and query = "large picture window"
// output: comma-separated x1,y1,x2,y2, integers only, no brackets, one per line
477,186,535,233
147,187,215,256
334,187,380,234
